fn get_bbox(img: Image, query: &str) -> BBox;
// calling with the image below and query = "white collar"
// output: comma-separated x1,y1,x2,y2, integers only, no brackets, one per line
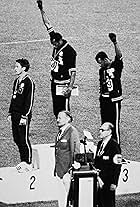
60,123,70,134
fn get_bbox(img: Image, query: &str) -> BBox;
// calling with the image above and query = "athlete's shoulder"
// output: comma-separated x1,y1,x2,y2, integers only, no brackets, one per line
113,55,123,64
23,75,35,87
68,44,76,54
63,40,77,54
25,75,34,81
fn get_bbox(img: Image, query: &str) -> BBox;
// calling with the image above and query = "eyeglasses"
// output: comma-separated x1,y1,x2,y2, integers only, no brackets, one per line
100,128,109,132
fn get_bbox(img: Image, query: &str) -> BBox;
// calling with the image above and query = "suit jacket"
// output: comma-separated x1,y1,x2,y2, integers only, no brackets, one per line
94,138,121,186
54,124,80,178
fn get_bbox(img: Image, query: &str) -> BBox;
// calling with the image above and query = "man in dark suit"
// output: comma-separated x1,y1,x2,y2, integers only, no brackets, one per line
94,122,122,207
54,110,80,206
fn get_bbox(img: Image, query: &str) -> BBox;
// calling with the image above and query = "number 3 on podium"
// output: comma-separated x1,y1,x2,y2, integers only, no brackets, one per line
122,168,129,182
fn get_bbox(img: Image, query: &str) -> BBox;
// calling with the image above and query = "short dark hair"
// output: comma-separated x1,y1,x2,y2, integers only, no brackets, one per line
95,51,108,63
50,32,62,43
16,58,30,71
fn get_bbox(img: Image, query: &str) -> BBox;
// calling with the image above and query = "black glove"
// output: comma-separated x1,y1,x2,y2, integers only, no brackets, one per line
109,33,117,43
37,0,43,10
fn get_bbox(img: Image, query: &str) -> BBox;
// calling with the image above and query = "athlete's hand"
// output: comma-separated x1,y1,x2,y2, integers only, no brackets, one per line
37,0,43,10
19,118,27,126
109,33,117,43
62,86,72,98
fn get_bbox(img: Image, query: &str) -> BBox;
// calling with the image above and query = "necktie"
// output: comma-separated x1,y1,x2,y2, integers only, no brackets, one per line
57,129,62,141
98,142,104,156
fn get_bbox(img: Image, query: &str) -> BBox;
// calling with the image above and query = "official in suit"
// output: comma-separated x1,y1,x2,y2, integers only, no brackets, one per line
54,110,80,206
94,122,122,207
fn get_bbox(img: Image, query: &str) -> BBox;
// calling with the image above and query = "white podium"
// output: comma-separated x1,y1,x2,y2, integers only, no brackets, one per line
0,143,140,206
116,160,140,195
0,144,67,207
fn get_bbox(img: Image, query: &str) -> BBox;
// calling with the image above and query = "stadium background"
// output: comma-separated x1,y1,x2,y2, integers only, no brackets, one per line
0,0,140,206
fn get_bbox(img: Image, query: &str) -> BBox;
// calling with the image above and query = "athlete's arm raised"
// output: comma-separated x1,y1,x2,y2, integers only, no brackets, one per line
37,0,54,35
109,33,122,59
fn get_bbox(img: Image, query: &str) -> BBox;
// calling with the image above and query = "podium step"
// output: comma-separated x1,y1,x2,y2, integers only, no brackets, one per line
1,143,140,206
0,144,66,207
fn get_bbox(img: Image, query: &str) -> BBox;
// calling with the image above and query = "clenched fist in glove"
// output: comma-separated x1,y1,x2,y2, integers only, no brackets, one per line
109,33,117,43
37,0,43,10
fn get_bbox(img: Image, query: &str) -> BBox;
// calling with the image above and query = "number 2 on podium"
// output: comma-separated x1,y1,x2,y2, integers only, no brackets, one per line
30,175,36,190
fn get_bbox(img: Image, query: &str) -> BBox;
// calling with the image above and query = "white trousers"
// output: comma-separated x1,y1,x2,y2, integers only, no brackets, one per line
56,172,71,207
62,172,71,193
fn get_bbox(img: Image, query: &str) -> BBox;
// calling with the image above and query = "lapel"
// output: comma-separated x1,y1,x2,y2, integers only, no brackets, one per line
103,138,112,150
97,141,104,156
101,138,112,155
55,125,72,145
97,138,112,156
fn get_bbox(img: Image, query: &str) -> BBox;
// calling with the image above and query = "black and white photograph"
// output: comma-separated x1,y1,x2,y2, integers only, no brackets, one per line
0,0,140,206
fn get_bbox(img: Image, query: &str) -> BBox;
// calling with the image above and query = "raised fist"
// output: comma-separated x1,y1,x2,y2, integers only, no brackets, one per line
37,0,43,10
109,33,117,43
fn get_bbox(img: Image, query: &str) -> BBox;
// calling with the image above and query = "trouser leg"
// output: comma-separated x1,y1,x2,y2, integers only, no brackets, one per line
112,101,121,144
12,114,32,164
66,180,74,207
62,173,72,207
62,172,71,193
100,97,121,144
51,83,70,117
97,186,115,207
55,175,68,207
